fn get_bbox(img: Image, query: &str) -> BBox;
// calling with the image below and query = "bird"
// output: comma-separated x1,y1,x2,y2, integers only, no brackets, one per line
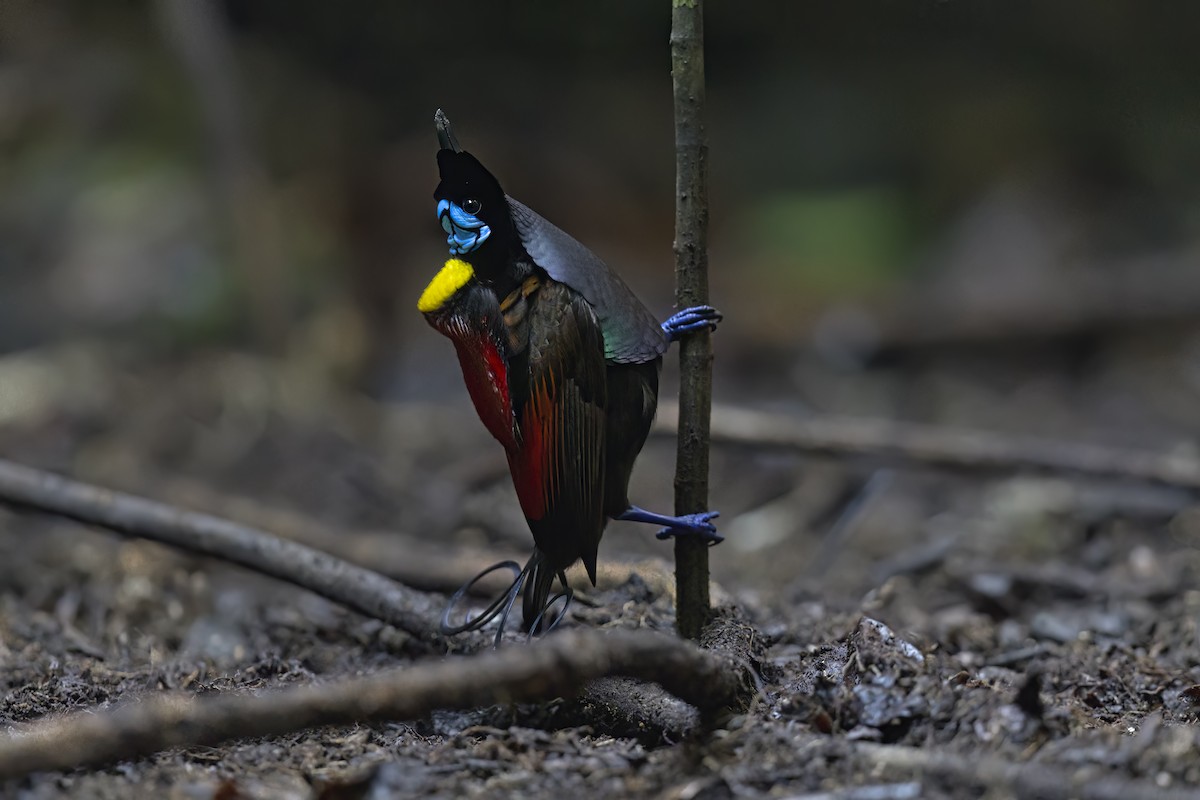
419,110,722,643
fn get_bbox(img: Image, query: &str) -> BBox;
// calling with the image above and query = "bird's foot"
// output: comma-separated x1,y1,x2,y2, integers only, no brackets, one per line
655,511,723,544
617,506,724,545
662,305,722,342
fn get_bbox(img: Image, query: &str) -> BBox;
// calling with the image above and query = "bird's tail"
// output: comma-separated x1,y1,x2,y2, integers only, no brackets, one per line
522,548,567,634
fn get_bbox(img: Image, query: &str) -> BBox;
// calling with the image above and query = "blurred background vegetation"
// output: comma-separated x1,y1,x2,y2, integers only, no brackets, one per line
7,8,1200,791
1,0,1199,427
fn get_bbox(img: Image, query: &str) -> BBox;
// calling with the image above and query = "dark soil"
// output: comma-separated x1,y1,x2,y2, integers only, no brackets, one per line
3,338,1200,798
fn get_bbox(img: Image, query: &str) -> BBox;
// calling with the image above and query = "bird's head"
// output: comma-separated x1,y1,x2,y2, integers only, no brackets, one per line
433,110,516,278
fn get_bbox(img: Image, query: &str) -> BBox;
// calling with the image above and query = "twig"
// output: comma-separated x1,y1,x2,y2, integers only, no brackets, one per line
779,783,921,800
670,0,714,641
655,401,1200,492
807,468,894,578
839,252,1200,359
0,458,446,640
947,558,1182,602
0,629,741,780
856,742,1198,800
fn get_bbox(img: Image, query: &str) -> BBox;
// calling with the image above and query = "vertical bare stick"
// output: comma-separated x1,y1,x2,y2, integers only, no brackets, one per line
670,0,713,640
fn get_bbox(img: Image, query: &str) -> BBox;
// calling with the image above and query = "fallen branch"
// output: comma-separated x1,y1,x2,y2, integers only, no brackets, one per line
0,456,744,640
856,742,1198,800
117,472,519,595
575,677,701,743
0,629,742,780
839,251,1200,358
947,557,1183,603
655,401,1200,492
109,472,735,601
0,458,446,640
567,606,761,742
781,783,921,800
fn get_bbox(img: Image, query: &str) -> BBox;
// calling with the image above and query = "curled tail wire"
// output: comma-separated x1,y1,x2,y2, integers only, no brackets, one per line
522,549,570,635
440,548,573,647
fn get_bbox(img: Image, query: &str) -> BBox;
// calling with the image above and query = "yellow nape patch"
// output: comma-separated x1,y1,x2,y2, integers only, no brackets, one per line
417,258,475,313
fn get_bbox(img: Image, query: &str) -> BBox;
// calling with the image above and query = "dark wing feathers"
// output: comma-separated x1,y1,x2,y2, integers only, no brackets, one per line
517,281,608,583
507,196,668,365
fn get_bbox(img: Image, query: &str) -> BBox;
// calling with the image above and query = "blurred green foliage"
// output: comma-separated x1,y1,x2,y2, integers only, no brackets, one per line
741,188,918,297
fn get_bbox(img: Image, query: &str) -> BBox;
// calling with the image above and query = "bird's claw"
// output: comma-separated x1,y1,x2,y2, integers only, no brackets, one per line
654,510,723,545
662,305,723,341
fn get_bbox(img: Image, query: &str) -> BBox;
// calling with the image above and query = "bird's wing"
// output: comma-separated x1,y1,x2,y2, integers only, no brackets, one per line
509,280,608,584
507,196,668,365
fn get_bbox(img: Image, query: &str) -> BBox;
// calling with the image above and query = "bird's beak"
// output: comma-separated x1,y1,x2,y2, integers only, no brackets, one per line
435,109,461,153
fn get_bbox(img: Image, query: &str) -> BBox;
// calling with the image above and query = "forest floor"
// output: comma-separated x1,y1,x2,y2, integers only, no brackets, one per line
3,331,1200,799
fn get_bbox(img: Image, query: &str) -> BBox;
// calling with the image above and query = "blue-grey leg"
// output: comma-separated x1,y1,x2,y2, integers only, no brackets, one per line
616,506,723,544
662,305,722,342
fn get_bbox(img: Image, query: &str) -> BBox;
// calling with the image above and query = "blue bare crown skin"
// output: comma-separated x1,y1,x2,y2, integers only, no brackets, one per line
438,199,492,255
